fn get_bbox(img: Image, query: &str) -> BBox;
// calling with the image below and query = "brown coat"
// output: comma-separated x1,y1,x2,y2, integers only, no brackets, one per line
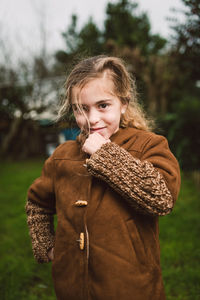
26,127,181,300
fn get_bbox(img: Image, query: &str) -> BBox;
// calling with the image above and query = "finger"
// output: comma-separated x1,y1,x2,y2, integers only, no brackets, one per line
48,248,54,260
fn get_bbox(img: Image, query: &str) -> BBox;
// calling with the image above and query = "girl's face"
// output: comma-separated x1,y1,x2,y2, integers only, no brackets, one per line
71,76,127,140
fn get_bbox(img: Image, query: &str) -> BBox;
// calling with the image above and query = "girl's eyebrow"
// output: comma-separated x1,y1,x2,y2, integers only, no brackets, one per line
96,99,112,104
72,99,112,106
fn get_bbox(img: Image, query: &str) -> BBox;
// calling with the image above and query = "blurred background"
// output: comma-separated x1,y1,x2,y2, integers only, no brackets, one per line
0,0,199,299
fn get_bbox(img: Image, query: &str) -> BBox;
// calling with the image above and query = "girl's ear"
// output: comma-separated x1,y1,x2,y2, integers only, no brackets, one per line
121,103,128,114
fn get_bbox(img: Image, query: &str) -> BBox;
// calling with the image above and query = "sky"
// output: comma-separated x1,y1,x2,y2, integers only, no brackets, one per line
0,0,185,61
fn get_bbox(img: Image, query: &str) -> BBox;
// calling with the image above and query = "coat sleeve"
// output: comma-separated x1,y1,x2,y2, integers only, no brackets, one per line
25,155,56,263
86,134,181,216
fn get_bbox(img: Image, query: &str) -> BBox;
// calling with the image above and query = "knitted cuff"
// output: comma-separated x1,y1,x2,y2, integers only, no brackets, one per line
86,142,173,216
25,200,55,263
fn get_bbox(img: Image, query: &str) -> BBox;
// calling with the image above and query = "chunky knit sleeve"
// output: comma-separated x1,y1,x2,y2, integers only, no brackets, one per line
86,136,180,216
25,155,56,263
25,199,55,263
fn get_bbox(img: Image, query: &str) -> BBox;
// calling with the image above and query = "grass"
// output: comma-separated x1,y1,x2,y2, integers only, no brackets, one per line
0,160,199,299
160,173,200,300
0,159,56,300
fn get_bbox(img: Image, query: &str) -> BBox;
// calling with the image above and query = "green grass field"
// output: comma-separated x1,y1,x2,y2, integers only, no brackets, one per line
0,160,199,300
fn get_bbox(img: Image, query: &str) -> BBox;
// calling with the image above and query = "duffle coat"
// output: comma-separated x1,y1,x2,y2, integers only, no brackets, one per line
26,127,181,300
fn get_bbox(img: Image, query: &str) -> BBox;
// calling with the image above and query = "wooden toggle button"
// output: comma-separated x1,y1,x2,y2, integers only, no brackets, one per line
77,232,84,250
74,200,88,207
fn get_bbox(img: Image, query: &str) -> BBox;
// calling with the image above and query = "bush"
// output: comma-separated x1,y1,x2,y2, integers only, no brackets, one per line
157,97,200,171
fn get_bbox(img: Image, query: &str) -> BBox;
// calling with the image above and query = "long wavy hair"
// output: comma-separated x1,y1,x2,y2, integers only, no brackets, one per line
57,55,154,134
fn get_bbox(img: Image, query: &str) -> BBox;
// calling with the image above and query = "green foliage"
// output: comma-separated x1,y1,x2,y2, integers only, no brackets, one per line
55,15,103,67
157,96,200,170
56,0,166,64
155,0,200,171
170,0,200,81
0,66,32,120
0,160,199,299
104,0,166,55
62,14,79,53
61,14,103,55
79,18,104,55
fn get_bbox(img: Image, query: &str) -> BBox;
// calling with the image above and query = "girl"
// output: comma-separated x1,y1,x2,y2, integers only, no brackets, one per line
26,55,181,300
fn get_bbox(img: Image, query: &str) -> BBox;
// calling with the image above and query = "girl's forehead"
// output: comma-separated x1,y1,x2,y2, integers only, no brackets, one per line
71,76,115,104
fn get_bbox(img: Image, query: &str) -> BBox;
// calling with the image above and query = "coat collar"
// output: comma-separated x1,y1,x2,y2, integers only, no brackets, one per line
110,127,139,146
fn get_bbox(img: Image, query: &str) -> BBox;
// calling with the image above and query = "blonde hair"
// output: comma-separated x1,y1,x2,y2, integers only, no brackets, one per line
58,55,154,132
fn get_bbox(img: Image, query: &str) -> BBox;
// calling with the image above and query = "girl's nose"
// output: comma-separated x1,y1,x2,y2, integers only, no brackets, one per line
88,109,100,125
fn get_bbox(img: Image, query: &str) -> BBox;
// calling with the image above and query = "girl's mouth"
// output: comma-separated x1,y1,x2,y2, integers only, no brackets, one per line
90,127,106,133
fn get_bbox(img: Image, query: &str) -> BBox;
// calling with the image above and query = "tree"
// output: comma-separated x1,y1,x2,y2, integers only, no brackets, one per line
57,0,166,58
170,0,200,83
54,15,103,74
104,0,166,56
157,0,200,170
0,56,63,158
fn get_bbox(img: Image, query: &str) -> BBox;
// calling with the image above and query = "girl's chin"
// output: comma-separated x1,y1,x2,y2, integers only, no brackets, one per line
102,128,119,140
99,132,113,140
100,133,109,139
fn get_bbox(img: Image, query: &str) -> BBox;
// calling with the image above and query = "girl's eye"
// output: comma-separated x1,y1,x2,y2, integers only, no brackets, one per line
72,105,88,113
82,105,88,112
72,106,82,114
99,103,108,109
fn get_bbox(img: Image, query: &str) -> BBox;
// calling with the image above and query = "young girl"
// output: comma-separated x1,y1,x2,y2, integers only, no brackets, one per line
26,55,181,300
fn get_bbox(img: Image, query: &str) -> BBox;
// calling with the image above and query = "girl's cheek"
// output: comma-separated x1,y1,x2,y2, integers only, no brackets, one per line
74,114,87,128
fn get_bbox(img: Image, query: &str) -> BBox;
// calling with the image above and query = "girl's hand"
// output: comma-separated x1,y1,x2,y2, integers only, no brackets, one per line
82,132,110,155
47,247,54,261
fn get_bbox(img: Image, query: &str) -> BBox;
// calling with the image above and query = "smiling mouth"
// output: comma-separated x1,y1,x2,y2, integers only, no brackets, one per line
90,127,106,132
